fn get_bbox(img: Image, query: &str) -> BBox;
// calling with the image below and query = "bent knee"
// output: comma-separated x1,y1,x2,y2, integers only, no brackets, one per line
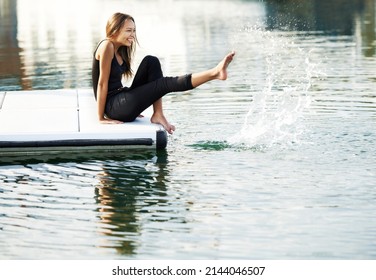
143,55,160,66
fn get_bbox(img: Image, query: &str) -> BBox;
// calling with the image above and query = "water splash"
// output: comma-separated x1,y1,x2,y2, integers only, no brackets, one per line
228,27,320,149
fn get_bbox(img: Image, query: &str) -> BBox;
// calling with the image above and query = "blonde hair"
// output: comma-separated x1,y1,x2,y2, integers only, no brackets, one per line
106,12,138,78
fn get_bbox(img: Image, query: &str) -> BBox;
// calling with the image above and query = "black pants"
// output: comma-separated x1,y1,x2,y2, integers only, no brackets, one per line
105,55,193,122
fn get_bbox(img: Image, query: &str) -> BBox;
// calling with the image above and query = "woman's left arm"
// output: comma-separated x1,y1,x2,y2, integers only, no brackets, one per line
96,41,123,124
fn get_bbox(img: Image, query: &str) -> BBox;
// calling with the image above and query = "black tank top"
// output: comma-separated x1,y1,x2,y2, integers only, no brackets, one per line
92,40,128,99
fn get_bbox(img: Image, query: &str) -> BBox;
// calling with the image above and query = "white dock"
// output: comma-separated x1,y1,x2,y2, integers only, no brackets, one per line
0,89,167,155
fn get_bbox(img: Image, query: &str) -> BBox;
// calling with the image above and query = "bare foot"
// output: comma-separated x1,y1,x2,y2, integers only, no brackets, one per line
215,51,235,80
151,113,176,134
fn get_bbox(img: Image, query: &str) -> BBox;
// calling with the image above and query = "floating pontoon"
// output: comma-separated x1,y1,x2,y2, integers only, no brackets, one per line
0,89,167,155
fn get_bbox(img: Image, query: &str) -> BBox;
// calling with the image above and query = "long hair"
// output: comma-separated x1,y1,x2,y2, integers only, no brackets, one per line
106,12,138,79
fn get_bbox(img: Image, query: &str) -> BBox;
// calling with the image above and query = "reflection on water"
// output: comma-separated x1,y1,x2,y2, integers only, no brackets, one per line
0,150,188,258
265,0,376,56
266,0,365,34
94,151,174,256
0,0,105,90
0,0,25,89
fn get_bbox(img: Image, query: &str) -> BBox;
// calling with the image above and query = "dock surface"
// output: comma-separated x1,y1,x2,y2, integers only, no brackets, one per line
0,89,167,155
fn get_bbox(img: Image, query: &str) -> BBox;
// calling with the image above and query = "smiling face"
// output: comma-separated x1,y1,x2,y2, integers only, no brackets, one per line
114,19,136,47
105,13,137,78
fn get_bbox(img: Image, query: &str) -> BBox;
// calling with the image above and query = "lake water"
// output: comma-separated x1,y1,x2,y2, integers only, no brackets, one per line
0,0,375,259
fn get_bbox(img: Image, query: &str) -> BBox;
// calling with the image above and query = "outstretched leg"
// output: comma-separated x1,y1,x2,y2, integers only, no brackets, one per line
191,51,235,87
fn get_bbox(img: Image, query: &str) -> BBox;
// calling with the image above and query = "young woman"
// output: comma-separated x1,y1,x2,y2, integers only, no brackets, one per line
92,12,235,134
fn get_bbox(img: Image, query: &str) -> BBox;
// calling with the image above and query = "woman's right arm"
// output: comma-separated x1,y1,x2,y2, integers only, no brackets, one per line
96,41,123,124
